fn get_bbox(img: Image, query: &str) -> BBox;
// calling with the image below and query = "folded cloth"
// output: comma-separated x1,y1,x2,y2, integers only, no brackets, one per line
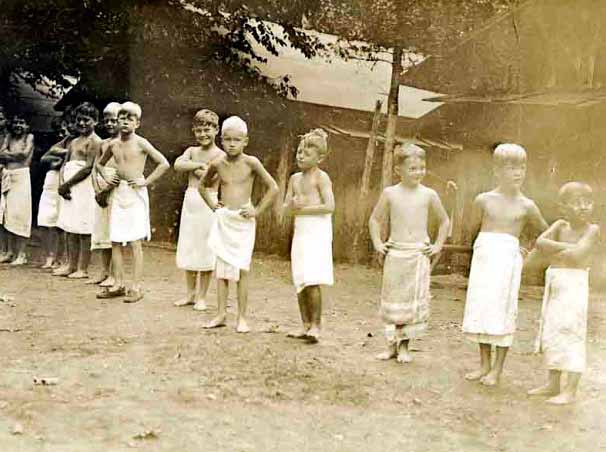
534,267,589,373
176,188,217,271
380,242,431,341
462,232,522,346
37,170,61,228
91,203,112,250
95,166,117,193
57,161,95,234
0,167,32,238
208,205,256,281
291,213,334,293
109,180,150,245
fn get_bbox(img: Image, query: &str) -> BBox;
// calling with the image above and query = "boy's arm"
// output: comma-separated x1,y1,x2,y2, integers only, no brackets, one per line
174,148,205,173
368,190,389,255
0,134,34,163
425,190,450,256
535,220,571,254
200,161,222,210
282,175,296,216
294,172,335,216
134,138,169,187
527,201,549,235
557,224,600,263
241,157,279,218
467,195,484,242
61,140,98,188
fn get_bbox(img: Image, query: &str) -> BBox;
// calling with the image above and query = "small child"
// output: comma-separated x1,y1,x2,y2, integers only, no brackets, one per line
201,116,279,333
174,109,225,310
96,101,169,303
283,129,334,343
0,112,35,265
528,182,599,404
55,102,101,278
369,143,450,363
462,143,547,386
38,116,70,268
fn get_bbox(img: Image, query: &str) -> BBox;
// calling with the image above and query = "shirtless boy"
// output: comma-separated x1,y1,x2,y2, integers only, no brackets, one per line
529,182,599,404
201,116,278,332
55,102,100,278
462,143,547,386
369,143,450,363
89,102,121,289
174,109,225,311
283,129,335,343
96,101,169,303
0,112,35,265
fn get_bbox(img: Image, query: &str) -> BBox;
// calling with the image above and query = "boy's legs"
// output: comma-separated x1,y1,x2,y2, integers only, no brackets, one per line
377,325,399,360
87,248,114,284
174,270,198,306
528,370,561,396
0,226,13,262
305,285,322,342
480,345,508,386
54,233,78,276
42,227,59,268
9,234,28,265
465,343,492,381
547,372,581,404
204,278,228,328
123,240,144,303
110,243,125,289
68,234,91,278
397,337,413,363
235,270,250,333
287,289,311,338
193,270,212,311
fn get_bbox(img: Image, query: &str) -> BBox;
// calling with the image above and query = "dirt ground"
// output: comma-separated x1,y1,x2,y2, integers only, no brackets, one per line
1,244,605,452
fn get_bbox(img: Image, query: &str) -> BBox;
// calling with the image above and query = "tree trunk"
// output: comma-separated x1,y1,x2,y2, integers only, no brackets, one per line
382,46,403,188
273,131,294,221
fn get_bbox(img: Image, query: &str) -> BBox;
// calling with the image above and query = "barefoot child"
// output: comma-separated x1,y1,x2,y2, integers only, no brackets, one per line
462,143,548,385
201,116,279,332
89,102,121,289
96,101,169,303
0,112,35,265
38,116,69,268
369,143,450,363
528,182,599,404
174,109,225,311
56,102,101,278
283,129,334,343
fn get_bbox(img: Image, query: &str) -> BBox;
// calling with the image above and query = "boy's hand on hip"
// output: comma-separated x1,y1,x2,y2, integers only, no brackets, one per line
374,242,389,256
422,243,441,257
58,184,71,200
128,178,147,188
239,205,256,219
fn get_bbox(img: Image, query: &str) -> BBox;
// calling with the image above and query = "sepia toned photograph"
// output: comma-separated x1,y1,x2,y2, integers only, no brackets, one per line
1,1,605,450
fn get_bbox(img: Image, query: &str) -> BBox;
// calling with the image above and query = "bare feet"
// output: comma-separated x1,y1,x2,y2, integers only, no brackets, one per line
236,319,251,334
192,300,207,311
480,370,500,386
528,384,560,396
67,270,89,279
9,254,27,266
41,257,55,269
123,288,144,304
546,392,576,405
0,253,14,263
85,274,108,285
286,329,308,340
465,368,491,381
53,265,74,276
99,276,115,287
203,316,226,329
174,297,195,307
376,345,397,361
396,349,413,363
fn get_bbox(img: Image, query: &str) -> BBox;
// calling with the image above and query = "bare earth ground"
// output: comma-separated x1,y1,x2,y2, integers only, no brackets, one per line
1,245,605,452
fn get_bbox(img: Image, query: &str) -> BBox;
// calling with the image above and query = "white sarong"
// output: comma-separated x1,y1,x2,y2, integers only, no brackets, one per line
208,206,256,281
109,180,150,245
462,232,522,347
91,167,117,250
291,214,334,293
37,170,60,228
176,188,217,271
57,161,95,234
380,242,431,342
0,167,32,238
534,268,589,373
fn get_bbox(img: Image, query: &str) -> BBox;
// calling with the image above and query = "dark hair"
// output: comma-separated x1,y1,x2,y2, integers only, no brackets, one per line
74,102,99,122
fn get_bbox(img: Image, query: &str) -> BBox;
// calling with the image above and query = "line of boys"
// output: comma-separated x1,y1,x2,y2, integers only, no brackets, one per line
1,101,596,405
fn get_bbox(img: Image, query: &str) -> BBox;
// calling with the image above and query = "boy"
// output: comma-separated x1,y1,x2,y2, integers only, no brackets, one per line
201,116,278,332
55,102,100,278
38,116,69,268
462,143,547,386
528,182,599,404
283,128,334,343
0,106,10,260
369,143,450,363
89,102,121,289
0,112,35,265
174,109,225,310
96,101,169,303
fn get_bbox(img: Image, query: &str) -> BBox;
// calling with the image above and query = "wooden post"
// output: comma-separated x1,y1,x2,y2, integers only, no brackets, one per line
381,46,403,188
273,131,293,222
352,100,382,262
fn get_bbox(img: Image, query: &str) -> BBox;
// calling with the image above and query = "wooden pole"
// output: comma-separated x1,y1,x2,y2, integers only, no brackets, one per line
381,45,403,188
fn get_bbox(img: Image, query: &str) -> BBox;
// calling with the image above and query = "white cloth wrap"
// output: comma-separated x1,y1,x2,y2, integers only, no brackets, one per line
57,161,95,234
534,267,589,373
208,206,256,281
380,242,431,342
90,167,117,250
176,188,217,271
109,180,150,245
291,214,334,293
37,170,60,228
462,232,522,346
0,167,32,238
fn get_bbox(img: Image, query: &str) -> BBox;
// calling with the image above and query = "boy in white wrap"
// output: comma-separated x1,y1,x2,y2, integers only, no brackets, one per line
96,101,169,303
0,113,35,266
55,102,101,278
174,109,225,311
201,116,278,333
89,102,121,290
283,129,334,343
369,144,450,363
528,182,598,404
0,107,9,259
463,143,547,386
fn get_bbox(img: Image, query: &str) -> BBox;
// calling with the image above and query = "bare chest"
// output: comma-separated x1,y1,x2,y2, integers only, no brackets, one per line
483,200,526,225
218,162,253,185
